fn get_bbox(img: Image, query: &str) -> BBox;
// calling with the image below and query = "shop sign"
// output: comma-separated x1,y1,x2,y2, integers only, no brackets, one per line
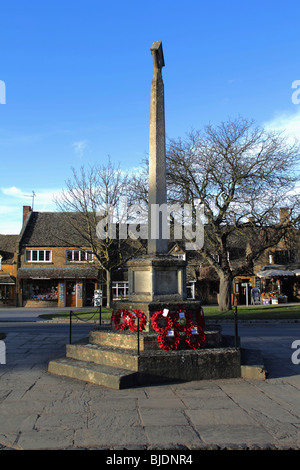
94,290,103,307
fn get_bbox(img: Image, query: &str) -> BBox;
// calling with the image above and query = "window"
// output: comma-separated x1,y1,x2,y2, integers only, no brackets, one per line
25,250,52,262
112,281,128,300
274,250,298,264
66,250,93,263
186,281,196,299
171,253,186,260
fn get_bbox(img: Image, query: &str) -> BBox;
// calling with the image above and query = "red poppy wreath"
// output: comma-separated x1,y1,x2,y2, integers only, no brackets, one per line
128,309,147,332
157,327,180,350
172,309,193,332
185,325,206,349
113,308,131,331
151,310,173,333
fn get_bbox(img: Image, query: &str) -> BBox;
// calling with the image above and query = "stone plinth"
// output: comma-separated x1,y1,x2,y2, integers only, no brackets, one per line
127,255,187,303
112,254,199,332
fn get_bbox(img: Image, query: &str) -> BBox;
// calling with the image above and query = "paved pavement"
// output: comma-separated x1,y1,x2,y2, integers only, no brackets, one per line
0,306,91,322
0,309,300,450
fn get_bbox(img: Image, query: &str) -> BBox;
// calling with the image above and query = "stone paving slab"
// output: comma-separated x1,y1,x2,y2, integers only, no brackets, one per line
0,323,300,450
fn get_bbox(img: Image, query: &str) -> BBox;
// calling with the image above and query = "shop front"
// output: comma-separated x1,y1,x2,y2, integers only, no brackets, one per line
18,267,99,308
233,276,258,306
0,275,16,306
257,267,295,303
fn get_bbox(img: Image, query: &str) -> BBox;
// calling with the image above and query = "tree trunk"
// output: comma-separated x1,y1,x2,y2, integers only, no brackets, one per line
105,269,112,308
218,272,233,311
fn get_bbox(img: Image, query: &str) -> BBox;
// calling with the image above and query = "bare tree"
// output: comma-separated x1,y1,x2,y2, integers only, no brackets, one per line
166,117,300,310
56,159,144,308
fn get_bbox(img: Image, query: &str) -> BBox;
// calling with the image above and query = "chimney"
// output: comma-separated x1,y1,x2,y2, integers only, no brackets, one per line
23,206,31,226
279,207,289,225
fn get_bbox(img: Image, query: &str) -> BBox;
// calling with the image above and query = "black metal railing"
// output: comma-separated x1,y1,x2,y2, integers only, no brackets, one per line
137,316,140,356
234,305,238,349
69,308,102,344
68,311,146,357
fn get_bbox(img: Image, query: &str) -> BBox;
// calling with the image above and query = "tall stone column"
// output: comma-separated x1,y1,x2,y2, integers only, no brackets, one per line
148,41,168,255
113,41,190,328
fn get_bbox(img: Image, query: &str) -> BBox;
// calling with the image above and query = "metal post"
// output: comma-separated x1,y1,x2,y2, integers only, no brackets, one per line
234,305,238,349
69,310,73,344
99,305,102,327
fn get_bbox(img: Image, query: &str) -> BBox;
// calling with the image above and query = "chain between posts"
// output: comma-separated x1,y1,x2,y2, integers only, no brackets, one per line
69,309,142,353
69,307,102,344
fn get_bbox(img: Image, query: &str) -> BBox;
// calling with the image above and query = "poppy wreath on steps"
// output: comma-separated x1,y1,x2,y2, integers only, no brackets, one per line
172,309,193,332
151,310,173,333
157,327,180,350
185,325,206,350
113,308,131,331
128,309,147,332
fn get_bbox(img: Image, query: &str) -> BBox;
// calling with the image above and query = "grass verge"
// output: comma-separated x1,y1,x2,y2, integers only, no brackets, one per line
38,304,300,321
203,304,300,320
39,308,113,321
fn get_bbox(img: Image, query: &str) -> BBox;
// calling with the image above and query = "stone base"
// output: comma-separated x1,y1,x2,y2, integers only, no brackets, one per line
89,327,222,351
138,348,241,382
48,325,248,389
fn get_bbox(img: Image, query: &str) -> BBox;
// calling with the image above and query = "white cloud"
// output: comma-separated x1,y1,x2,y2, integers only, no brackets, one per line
0,187,63,234
264,109,300,144
1,187,62,208
0,220,23,235
2,186,23,197
72,140,88,158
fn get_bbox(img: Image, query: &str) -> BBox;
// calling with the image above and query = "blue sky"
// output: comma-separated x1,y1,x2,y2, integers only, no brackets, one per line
1,0,300,233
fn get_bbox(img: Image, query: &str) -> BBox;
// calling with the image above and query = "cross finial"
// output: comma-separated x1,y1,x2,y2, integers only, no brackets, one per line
150,41,165,72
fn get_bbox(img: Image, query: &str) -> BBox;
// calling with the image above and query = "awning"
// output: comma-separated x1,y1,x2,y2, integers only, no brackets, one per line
257,269,296,278
0,275,16,285
18,267,99,280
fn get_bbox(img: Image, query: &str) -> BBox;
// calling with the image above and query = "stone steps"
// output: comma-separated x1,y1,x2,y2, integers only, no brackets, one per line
48,356,139,390
89,329,147,351
66,343,139,371
89,328,222,351
48,325,264,389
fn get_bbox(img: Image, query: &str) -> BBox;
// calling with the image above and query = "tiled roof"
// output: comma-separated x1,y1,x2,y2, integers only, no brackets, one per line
21,212,91,247
0,235,18,263
0,274,16,284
